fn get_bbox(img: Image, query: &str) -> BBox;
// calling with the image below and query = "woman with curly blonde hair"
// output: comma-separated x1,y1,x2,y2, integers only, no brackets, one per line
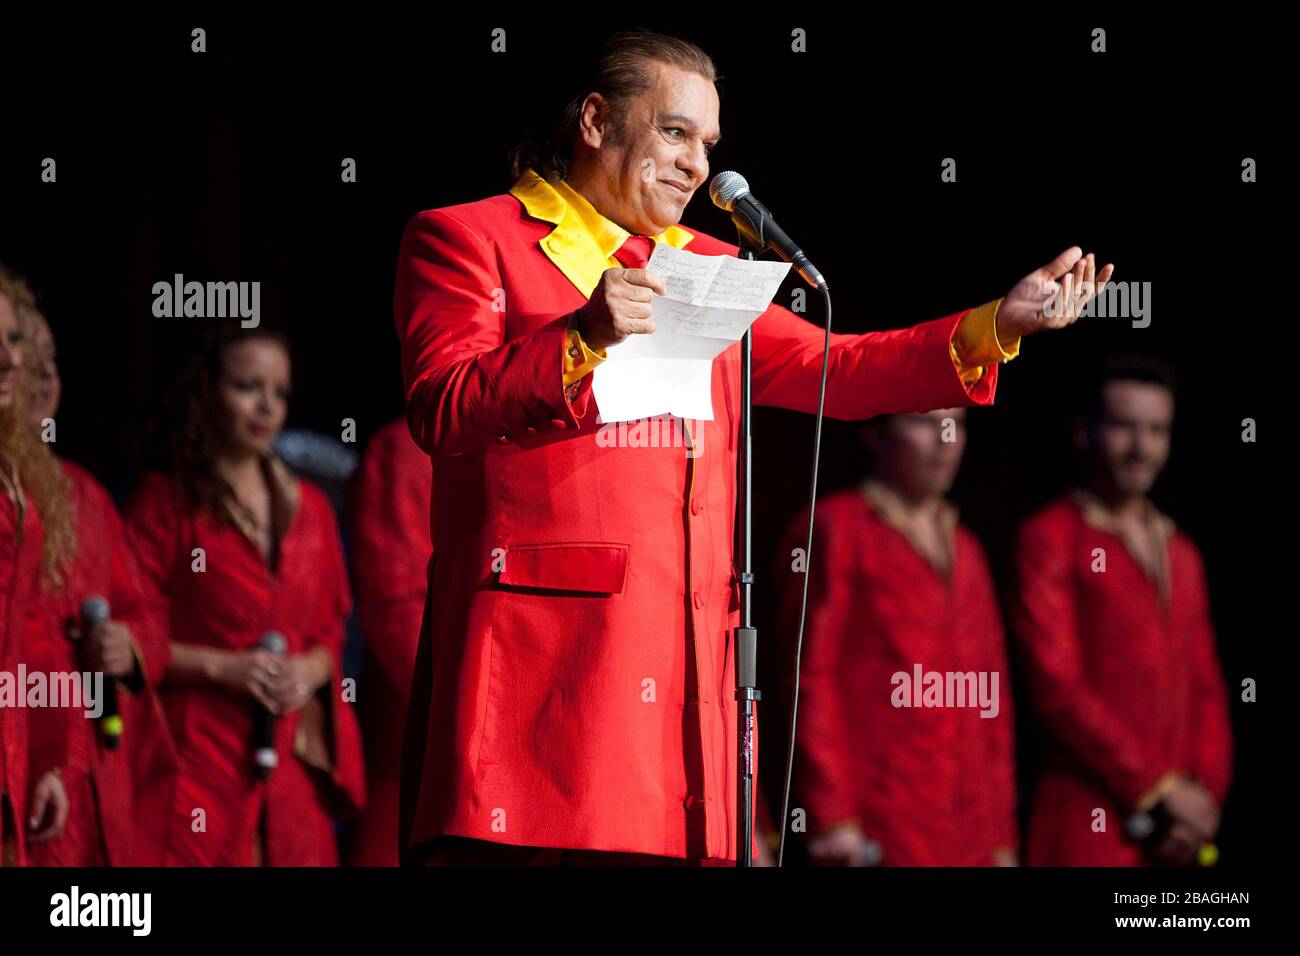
0,262,71,865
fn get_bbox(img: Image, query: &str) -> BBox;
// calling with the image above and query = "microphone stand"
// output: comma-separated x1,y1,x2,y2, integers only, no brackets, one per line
725,196,831,869
733,240,763,868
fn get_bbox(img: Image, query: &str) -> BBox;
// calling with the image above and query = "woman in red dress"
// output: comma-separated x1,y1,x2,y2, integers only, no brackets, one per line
125,326,364,866
0,264,71,866
22,307,178,866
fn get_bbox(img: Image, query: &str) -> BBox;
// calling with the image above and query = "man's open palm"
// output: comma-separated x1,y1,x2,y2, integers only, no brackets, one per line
998,246,1115,340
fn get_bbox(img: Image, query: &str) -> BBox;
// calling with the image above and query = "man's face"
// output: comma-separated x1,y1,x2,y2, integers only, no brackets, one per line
874,408,967,499
1089,380,1175,497
585,62,720,235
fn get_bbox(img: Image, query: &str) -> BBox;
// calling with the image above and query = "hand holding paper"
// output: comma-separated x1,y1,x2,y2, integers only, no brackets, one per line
592,244,791,423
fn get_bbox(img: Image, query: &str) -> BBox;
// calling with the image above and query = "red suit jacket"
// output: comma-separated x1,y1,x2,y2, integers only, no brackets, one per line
125,469,366,865
1,484,63,866
394,174,1001,861
779,487,1018,865
28,460,177,866
1012,494,1233,865
346,420,432,866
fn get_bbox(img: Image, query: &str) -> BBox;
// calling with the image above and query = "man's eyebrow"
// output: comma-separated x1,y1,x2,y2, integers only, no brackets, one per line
656,112,722,142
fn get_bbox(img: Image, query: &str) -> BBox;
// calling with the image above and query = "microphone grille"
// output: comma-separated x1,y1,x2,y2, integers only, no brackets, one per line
259,631,288,654
81,595,111,625
709,171,750,212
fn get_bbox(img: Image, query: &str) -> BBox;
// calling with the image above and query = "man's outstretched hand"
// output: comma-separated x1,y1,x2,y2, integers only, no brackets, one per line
997,246,1114,341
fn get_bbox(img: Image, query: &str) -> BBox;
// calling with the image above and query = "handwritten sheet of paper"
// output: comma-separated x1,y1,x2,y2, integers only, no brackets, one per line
592,243,792,423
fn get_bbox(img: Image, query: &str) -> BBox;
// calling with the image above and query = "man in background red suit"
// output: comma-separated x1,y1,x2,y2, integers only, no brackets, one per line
394,29,1112,864
23,308,178,867
1013,356,1232,866
346,419,431,866
778,408,1018,866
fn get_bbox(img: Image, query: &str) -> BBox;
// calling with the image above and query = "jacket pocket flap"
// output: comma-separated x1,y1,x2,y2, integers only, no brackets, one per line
498,542,629,594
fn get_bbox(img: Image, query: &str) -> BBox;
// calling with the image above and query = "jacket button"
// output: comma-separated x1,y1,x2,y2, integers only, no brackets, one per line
550,418,568,429
526,426,537,434
683,795,696,810
693,590,705,609
690,497,703,515
497,434,510,444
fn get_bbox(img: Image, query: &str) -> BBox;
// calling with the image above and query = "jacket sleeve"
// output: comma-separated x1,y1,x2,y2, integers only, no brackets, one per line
971,545,1019,856
1011,517,1170,810
750,301,999,418
100,483,170,690
782,506,861,830
25,602,69,780
1184,547,1233,805
123,473,184,676
349,427,431,711
395,209,594,458
304,495,366,814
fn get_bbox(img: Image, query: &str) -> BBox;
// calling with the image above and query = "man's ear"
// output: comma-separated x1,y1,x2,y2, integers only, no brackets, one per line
578,93,609,149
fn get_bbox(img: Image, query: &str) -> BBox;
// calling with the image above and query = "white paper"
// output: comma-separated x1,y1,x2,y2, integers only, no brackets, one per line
592,244,791,423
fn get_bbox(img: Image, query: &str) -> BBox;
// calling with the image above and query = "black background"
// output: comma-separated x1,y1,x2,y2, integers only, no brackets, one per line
3,11,1281,868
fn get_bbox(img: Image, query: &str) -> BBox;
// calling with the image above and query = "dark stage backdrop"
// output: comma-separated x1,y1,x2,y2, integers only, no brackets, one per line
4,13,1280,865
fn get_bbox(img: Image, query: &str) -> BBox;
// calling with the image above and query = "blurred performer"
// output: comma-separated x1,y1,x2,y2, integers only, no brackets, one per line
125,327,365,865
0,264,70,865
23,307,178,866
346,419,431,866
1013,357,1232,866
779,409,1017,866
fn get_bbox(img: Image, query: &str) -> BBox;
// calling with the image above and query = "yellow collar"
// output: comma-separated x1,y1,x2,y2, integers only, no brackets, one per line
509,168,695,298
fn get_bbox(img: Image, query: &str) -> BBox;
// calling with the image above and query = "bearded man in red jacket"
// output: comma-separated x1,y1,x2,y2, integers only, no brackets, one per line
394,28,1112,865
1013,356,1232,866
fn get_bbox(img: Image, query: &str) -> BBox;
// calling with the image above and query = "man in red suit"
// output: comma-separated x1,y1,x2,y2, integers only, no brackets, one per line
1012,356,1232,866
394,29,1112,864
778,408,1018,867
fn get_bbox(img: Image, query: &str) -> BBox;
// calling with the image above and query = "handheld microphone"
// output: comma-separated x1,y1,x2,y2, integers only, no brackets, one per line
1125,804,1218,866
709,171,827,291
81,596,121,750
252,631,287,779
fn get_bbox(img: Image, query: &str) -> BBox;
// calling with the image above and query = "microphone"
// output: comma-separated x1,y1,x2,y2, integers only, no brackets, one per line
1125,804,1219,866
709,171,827,292
81,596,121,750
252,631,287,779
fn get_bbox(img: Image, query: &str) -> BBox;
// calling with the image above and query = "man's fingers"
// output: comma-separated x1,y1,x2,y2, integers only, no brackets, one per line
1097,262,1114,289
28,789,48,831
622,268,666,296
621,318,656,336
1040,245,1083,280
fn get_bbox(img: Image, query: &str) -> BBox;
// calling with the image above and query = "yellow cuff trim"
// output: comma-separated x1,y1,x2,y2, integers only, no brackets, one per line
562,327,608,388
951,298,1019,385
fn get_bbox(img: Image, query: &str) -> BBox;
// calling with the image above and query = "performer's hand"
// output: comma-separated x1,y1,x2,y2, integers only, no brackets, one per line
216,647,282,712
806,822,871,867
267,649,331,715
996,247,1114,340
1162,778,1220,841
78,619,138,679
28,769,69,844
1151,820,1201,866
573,266,667,352
992,847,1020,867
